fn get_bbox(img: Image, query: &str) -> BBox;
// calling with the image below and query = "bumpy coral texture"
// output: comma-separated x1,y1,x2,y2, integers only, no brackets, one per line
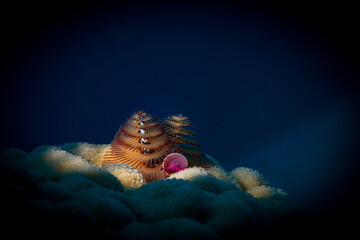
0,142,301,239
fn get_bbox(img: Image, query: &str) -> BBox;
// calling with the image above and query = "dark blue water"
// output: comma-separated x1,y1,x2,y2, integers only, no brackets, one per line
1,1,359,214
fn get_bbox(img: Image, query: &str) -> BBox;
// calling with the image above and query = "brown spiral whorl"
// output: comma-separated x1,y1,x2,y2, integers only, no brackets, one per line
102,111,172,182
102,111,216,182
163,114,214,168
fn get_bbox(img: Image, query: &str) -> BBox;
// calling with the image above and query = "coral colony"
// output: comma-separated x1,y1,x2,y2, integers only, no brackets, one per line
0,111,304,239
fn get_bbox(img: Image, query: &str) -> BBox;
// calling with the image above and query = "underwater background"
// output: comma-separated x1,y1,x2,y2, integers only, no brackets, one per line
1,0,359,224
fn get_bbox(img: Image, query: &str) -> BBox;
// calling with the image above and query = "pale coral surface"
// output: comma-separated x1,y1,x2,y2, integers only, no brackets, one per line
0,142,304,239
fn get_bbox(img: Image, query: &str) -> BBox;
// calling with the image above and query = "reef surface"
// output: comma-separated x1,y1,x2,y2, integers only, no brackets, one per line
0,142,309,239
